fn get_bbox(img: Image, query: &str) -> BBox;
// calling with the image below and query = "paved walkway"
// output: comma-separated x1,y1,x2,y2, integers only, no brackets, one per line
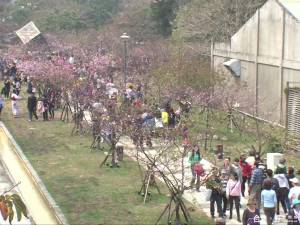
119,136,287,225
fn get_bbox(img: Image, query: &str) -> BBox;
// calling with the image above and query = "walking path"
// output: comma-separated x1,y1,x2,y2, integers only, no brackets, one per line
119,136,287,225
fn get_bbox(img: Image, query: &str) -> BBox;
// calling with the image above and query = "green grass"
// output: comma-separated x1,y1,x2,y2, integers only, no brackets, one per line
0,88,214,225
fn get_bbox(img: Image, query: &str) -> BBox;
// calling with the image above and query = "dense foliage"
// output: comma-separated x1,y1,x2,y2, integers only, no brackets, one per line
150,0,178,36
5,0,121,31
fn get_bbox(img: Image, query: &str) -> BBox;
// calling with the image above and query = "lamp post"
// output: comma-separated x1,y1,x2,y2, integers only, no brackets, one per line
120,33,130,86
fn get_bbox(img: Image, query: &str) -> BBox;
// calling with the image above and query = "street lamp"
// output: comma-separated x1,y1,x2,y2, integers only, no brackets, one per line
120,33,130,85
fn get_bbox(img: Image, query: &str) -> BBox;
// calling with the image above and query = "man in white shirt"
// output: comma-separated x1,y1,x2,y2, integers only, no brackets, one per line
289,178,300,204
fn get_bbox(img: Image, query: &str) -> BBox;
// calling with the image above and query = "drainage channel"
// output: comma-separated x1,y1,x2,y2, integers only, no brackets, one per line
0,122,68,225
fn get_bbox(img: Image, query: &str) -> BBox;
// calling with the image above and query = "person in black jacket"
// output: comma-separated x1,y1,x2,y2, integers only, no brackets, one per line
27,92,38,121
207,170,224,219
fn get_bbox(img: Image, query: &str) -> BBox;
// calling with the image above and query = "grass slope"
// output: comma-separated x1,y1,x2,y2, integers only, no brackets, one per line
0,88,213,225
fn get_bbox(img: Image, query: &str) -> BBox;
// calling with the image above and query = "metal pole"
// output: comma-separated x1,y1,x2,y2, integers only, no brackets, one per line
124,41,127,85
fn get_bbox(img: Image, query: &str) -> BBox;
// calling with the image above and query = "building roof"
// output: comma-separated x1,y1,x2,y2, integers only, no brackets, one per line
278,0,300,21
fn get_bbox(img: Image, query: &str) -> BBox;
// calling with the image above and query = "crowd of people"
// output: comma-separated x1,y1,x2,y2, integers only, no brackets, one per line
2,54,300,225
201,150,300,225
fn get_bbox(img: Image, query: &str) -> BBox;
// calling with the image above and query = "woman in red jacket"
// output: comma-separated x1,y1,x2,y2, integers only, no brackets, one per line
239,155,252,197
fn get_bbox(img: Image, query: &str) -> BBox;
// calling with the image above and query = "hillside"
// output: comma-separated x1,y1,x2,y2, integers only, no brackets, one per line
0,0,267,55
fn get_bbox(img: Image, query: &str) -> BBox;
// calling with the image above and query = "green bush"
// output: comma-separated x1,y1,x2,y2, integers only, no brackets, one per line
39,10,86,32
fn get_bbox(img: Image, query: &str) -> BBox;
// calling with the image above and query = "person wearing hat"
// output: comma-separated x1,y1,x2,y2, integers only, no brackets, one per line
226,172,241,222
289,178,300,205
274,158,287,175
287,199,300,225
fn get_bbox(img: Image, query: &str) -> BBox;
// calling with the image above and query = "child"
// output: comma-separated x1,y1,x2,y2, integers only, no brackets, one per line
242,198,261,225
42,95,49,121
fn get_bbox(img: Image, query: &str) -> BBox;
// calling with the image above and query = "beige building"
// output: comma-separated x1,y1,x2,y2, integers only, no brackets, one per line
211,0,300,133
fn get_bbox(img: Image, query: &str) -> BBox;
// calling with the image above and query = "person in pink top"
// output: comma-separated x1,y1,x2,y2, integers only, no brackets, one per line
226,173,242,222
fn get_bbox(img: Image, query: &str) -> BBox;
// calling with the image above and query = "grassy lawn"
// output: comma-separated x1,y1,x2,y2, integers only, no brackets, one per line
0,88,214,225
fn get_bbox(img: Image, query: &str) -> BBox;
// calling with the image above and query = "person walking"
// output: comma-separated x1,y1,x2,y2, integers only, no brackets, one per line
261,180,277,225
11,89,21,118
4,78,10,99
0,94,3,120
226,173,242,222
27,92,38,121
274,168,289,216
242,198,260,225
249,161,264,210
189,145,201,191
287,199,300,225
220,169,229,217
289,178,300,205
240,155,252,197
232,157,243,182
207,170,223,219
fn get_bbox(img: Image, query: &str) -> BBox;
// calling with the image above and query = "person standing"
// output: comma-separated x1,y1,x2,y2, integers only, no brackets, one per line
246,150,256,168
207,170,223,219
189,145,201,191
42,95,49,121
220,169,229,217
226,173,242,222
11,89,21,118
27,92,38,121
274,168,289,216
232,157,243,182
249,161,264,210
289,178,300,205
49,91,55,119
287,199,300,225
4,78,10,99
240,155,252,197
0,94,3,120
220,157,235,180
261,180,277,225
242,198,261,225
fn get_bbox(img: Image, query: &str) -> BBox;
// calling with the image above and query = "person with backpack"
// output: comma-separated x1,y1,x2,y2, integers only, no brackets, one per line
242,197,261,225
261,179,277,225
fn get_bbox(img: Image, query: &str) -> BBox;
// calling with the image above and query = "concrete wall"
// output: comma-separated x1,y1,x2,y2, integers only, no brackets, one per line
257,64,280,121
258,0,283,58
231,12,258,55
284,12,300,61
211,0,300,126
